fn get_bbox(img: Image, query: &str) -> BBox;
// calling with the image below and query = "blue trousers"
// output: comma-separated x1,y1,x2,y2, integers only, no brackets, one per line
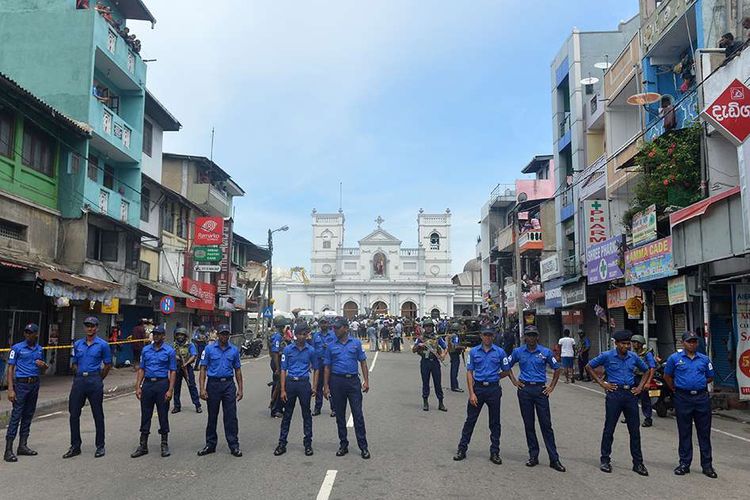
314,361,334,413
174,365,201,410
205,378,239,449
635,375,652,419
278,379,313,446
517,383,559,462
6,380,39,440
449,353,461,390
674,390,712,469
69,375,105,448
420,358,444,400
139,379,170,435
458,383,501,454
601,388,643,465
330,374,368,450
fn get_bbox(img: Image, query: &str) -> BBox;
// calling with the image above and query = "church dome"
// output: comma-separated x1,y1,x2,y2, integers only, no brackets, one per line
463,259,481,273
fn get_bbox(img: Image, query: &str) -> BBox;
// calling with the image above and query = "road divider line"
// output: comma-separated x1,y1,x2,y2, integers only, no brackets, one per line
316,470,337,500
369,351,379,372
347,413,353,428
36,411,63,419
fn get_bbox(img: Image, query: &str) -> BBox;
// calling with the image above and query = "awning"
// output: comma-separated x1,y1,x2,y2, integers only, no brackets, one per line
669,186,740,229
38,268,119,291
138,279,198,300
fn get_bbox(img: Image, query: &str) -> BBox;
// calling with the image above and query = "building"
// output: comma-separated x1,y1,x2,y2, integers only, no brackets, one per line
274,210,460,319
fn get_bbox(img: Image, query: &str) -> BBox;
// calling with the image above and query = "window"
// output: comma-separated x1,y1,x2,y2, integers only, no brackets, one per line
323,240,331,249
125,234,140,270
176,206,188,238
69,153,81,174
142,120,153,156
138,260,151,280
87,225,118,262
161,201,174,233
0,109,14,158
0,219,27,241
88,154,99,181
103,164,114,189
22,124,54,176
430,232,440,250
140,186,150,222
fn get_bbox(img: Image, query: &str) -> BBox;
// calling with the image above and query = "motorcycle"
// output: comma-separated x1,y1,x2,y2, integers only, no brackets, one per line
240,332,264,358
650,366,674,418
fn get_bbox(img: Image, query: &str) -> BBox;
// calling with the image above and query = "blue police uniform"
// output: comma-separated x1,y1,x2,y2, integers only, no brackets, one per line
139,343,177,437
200,341,242,451
414,336,448,401
6,340,43,442
278,342,318,448
664,350,715,470
509,344,561,463
270,330,285,416
634,350,657,422
588,348,649,466
457,344,510,455
313,329,336,413
324,334,368,451
449,333,462,391
69,335,112,450
173,341,202,411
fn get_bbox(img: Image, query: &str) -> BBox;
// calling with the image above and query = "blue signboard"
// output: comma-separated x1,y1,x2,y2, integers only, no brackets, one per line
544,277,564,308
262,306,274,319
160,295,175,315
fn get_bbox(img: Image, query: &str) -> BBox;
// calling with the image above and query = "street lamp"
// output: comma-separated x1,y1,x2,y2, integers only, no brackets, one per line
267,225,289,307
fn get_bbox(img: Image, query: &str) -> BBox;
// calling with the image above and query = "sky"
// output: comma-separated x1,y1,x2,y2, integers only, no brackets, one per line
136,0,639,273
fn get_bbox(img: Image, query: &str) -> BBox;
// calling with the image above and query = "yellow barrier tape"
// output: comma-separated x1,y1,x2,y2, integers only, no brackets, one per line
0,338,150,353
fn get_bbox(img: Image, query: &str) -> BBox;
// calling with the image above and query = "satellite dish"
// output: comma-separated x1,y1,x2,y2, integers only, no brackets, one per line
517,192,528,203
594,62,612,70
580,77,599,85
627,92,661,106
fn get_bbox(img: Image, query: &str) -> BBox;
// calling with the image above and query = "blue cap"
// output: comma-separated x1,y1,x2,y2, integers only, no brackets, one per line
332,317,348,329
217,324,231,334
294,323,311,335
152,325,166,335
682,331,700,341
613,330,633,342
523,326,539,336
83,316,99,326
480,327,495,336
23,323,39,333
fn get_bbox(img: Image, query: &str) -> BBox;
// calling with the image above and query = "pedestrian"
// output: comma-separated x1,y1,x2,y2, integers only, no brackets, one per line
664,331,717,478
558,329,576,383
197,324,244,458
412,318,447,411
4,323,48,463
379,321,390,352
393,320,403,352
269,318,286,418
630,335,656,427
130,325,176,458
131,319,146,371
577,330,591,381
585,330,650,476
366,322,378,352
323,317,371,459
63,316,113,459
448,322,465,393
192,325,207,370
453,327,510,464
312,318,336,417
506,326,566,472
171,327,203,414
274,323,318,457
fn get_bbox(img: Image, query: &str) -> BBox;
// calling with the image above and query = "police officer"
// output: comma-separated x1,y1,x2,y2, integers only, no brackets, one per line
312,317,336,417
197,324,244,457
192,325,207,371
506,326,565,472
322,317,371,459
448,322,465,393
63,316,112,459
630,334,657,427
269,317,287,418
412,318,447,411
585,330,650,475
453,327,510,464
664,331,717,478
4,323,48,463
274,323,318,457
172,327,202,414
131,325,176,458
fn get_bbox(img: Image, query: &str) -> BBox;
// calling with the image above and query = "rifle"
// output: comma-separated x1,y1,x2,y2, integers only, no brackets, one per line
175,343,191,381
420,337,447,367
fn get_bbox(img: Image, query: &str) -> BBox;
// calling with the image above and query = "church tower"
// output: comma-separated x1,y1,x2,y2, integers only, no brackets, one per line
311,210,344,279
417,209,451,281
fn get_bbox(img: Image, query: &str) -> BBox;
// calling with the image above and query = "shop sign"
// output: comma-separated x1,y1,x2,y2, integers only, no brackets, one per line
100,298,119,314
702,79,750,146
631,204,657,247
195,264,221,273
217,219,233,294
561,281,586,307
561,309,583,325
625,297,644,317
504,283,517,314
540,255,560,282
194,217,224,246
586,234,625,284
625,236,677,284
583,200,609,249
667,275,689,305
536,305,556,316
606,285,642,309
193,245,223,262
734,285,750,400
182,277,215,311
544,277,563,308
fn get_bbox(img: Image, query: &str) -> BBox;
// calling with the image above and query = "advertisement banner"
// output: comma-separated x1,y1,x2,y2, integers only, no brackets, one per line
194,217,224,246
182,277,216,311
217,219,233,294
625,236,677,284
583,200,609,249
668,275,689,305
631,204,657,248
561,281,586,307
586,234,625,284
735,284,750,400
540,255,560,282
607,286,642,309
701,78,750,146
504,283,517,314
544,278,563,308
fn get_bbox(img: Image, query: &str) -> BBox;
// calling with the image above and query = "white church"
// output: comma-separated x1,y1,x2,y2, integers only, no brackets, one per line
273,209,480,319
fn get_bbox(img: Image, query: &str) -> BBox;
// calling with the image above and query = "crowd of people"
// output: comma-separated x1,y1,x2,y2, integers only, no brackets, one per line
76,1,143,53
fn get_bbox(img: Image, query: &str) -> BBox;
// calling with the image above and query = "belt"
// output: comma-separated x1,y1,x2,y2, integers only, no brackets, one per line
207,377,232,382
145,377,167,382
614,384,632,391
676,388,708,396
332,373,358,378
78,371,101,377
14,377,39,384
476,381,499,386
288,376,309,382
520,380,544,386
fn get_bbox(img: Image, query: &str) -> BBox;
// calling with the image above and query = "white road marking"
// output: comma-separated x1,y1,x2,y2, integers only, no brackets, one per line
347,413,353,428
316,470,337,500
369,351,379,372
36,411,63,419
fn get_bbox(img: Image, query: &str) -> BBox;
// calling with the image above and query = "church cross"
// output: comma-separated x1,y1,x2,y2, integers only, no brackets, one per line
375,216,384,228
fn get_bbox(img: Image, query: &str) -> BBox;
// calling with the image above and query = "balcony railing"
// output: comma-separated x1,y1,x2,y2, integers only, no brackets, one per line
339,248,360,257
518,230,543,253
563,255,579,278
400,248,420,257
559,112,571,137
92,9,146,88
89,96,139,162
188,183,231,217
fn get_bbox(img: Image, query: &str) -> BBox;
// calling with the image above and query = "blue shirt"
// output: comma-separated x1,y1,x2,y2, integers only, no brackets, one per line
199,342,241,378
451,334,460,346
281,343,318,378
313,329,336,359
71,336,112,375
664,351,715,390
588,349,648,386
509,345,559,383
140,343,177,378
270,332,283,353
467,344,510,382
8,341,44,378
323,335,366,375
581,337,591,350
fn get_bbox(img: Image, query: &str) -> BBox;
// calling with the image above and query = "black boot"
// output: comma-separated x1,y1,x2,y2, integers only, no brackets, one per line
422,398,429,411
17,436,37,456
160,434,170,458
4,439,17,463
438,400,447,412
131,433,149,458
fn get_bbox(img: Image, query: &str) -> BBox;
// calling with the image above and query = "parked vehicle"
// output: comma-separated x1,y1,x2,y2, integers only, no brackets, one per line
241,333,264,358
651,366,674,418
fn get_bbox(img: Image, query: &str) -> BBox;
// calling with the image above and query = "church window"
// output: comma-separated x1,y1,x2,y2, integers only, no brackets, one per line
321,230,332,249
430,232,440,250
323,240,331,249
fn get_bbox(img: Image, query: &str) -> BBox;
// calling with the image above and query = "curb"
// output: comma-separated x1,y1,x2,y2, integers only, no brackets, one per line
713,411,750,425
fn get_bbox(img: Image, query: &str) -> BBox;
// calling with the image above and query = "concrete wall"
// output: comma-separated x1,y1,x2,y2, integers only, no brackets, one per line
0,192,59,260
57,217,87,270
140,116,164,181
140,246,159,281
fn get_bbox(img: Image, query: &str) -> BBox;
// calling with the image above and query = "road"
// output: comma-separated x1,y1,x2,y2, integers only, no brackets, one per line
2,349,749,499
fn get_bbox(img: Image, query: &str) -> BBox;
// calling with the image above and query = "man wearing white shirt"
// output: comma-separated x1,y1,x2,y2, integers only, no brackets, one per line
558,329,576,384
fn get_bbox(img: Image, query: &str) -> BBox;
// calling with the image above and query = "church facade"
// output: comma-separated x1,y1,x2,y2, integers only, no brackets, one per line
273,209,466,319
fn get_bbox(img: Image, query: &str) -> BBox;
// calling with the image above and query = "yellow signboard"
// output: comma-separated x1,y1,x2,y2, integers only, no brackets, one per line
100,298,120,314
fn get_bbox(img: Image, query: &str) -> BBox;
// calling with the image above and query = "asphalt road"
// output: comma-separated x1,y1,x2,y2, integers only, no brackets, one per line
2,349,750,500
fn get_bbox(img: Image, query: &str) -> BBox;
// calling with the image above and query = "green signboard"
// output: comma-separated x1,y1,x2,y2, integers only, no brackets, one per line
193,245,222,262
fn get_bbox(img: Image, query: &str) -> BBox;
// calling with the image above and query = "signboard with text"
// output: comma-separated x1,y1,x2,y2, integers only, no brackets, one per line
217,219,233,294
561,281,586,307
625,236,677,284
667,275,688,305
607,285,642,309
734,284,750,400
583,200,609,249
540,255,560,282
544,278,563,308
194,217,224,246
631,205,657,248
193,245,223,262
586,234,625,284
182,277,216,311
702,79,750,146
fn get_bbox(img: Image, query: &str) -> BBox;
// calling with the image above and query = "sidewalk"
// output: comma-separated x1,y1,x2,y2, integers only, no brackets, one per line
713,407,750,424
0,366,138,428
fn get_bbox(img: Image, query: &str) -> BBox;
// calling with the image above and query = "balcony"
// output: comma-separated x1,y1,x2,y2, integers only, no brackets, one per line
558,112,571,151
560,187,575,222
338,247,360,257
579,154,607,200
495,225,514,252
187,183,231,217
88,96,140,163
83,177,140,228
489,183,516,208
563,255,579,278
399,248,421,257
518,230,543,254
92,9,146,91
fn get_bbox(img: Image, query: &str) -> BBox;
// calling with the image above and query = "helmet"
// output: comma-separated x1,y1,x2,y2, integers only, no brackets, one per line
273,316,291,327
174,327,188,336
422,318,435,327
630,334,646,345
